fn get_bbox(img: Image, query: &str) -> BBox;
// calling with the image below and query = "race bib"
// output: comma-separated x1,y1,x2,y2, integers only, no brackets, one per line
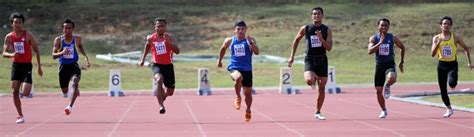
63,46,75,59
310,35,322,48
14,42,25,54
234,44,246,57
442,46,452,58
379,44,390,56
154,41,167,55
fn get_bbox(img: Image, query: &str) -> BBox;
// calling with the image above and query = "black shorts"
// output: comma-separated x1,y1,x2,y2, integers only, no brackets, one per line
59,63,81,88
304,55,328,77
152,63,175,88
11,62,33,84
374,62,396,87
230,70,253,87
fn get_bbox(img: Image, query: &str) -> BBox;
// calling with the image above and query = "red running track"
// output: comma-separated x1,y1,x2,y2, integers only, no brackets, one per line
0,83,473,137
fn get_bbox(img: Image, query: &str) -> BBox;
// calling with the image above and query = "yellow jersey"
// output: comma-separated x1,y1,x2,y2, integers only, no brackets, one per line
437,33,457,62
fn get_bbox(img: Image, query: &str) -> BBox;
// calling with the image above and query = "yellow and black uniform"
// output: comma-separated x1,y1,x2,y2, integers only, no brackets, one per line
436,32,458,107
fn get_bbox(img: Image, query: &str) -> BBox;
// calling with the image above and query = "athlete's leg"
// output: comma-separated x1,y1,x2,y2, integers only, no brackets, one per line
447,69,458,90
316,77,327,113
69,75,80,107
438,66,451,109
21,83,32,97
154,73,166,108
304,71,317,88
12,80,23,117
231,71,243,99
385,71,397,87
243,86,252,112
375,86,386,110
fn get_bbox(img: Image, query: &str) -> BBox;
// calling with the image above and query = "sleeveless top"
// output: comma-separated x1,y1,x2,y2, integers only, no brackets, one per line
11,31,32,63
436,33,457,62
227,36,253,71
374,33,395,64
150,33,173,65
305,24,328,56
58,36,79,64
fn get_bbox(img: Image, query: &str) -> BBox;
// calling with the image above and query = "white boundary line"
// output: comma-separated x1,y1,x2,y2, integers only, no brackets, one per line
16,93,101,137
339,99,474,130
180,90,207,137
107,91,142,137
253,110,305,137
287,99,406,137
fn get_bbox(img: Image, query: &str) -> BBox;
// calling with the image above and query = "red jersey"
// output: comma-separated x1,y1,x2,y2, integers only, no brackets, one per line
11,31,32,63
150,33,173,64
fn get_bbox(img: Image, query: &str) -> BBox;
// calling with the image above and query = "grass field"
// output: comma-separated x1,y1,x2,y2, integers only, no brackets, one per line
421,94,474,108
1,2,473,93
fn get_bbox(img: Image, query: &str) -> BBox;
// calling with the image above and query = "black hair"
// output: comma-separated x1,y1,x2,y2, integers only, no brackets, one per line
234,20,246,27
378,18,390,25
63,18,75,28
440,16,453,25
154,17,167,24
311,7,324,15
9,12,25,23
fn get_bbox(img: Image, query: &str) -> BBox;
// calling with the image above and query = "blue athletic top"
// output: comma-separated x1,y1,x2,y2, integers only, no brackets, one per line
59,36,79,65
227,36,253,71
374,33,395,64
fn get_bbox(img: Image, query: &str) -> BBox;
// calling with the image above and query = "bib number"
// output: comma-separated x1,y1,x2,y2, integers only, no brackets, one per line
310,35,322,48
63,46,75,59
14,42,25,54
154,41,167,55
234,44,246,57
442,46,452,58
379,44,390,56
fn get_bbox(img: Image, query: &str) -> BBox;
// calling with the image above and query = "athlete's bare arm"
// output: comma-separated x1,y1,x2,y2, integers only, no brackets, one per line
76,36,90,67
288,25,306,67
2,33,16,58
165,33,180,54
431,35,441,57
139,35,152,66
28,31,42,76
319,27,332,52
368,35,385,54
393,35,405,73
217,37,232,68
247,35,259,55
52,36,64,59
454,33,473,69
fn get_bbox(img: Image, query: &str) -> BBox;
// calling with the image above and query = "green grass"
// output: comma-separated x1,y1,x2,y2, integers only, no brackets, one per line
421,94,474,108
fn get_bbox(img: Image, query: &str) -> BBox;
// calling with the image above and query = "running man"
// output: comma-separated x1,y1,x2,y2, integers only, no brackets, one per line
431,16,472,118
139,17,180,114
2,12,43,123
52,19,90,115
368,18,405,118
217,20,259,122
288,7,332,120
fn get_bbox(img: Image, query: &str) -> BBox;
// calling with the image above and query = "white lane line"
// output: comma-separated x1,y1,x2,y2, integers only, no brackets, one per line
107,91,142,137
339,99,474,130
253,109,305,137
288,99,406,137
16,93,101,137
184,100,207,137
180,90,207,137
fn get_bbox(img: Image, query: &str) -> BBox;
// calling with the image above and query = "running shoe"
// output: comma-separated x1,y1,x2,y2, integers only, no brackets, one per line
16,116,25,124
314,112,326,120
378,111,388,118
64,105,72,115
234,98,241,110
443,109,453,118
244,111,251,122
383,85,391,99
